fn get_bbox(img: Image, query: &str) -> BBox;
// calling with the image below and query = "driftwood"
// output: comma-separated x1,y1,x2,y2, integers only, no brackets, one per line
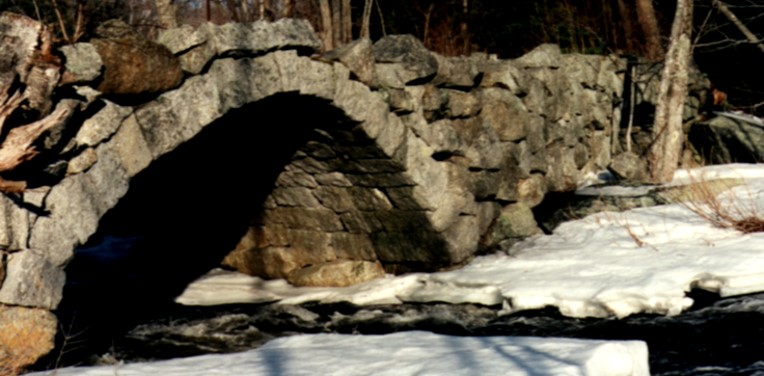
0,12,70,192
0,101,76,174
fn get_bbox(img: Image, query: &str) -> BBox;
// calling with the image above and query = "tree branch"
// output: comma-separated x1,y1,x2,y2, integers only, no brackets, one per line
712,0,764,55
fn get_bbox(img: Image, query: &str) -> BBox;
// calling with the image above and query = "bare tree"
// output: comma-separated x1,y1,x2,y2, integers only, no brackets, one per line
647,0,693,183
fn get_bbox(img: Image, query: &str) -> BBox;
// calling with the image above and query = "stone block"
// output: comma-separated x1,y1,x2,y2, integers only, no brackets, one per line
514,44,562,69
432,54,479,88
318,37,376,86
313,186,355,213
0,249,65,309
0,304,57,375
74,100,131,147
330,232,377,261
349,187,394,211
443,89,481,118
314,172,352,187
276,166,319,188
271,187,321,208
90,20,183,96
107,114,153,177
479,88,531,142
0,195,31,252
286,260,385,287
261,207,344,231
59,42,103,84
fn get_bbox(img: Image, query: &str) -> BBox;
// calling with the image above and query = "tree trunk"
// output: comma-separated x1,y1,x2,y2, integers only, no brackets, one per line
319,0,334,50
331,0,342,48
341,0,352,44
225,0,241,22
361,0,372,39
647,0,693,183
635,0,663,60
461,0,470,54
283,0,294,18
155,0,177,29
616,0,636,52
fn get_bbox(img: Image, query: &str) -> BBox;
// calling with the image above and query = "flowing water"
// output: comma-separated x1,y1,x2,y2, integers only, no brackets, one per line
43,287,764,375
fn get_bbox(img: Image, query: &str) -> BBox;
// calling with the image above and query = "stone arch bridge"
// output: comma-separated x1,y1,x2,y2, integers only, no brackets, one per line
0,16,704,368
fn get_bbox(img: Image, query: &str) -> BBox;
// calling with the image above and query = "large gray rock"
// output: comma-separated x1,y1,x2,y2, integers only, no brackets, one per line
609,151,648,182
373,35,438,88
158,19,322,75
515,44,562,69
483,203,542,251
689,114,764,164
59,43,103,84
319,38,376,86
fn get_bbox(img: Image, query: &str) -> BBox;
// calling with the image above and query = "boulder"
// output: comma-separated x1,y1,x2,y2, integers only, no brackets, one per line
432,54,479,88
0,304,57,375
483,203,542,251
689,113,764,164
373,35,438,87
90,19,183,97
319,38,376,85
609,151,648,182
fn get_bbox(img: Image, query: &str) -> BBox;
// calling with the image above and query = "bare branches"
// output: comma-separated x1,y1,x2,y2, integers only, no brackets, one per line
712,0,764,55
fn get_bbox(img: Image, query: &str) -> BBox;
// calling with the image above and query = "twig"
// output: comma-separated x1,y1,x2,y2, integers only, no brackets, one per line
49,0,71,43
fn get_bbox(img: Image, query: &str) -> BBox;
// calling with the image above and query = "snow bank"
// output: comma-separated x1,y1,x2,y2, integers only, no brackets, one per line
177,164,764,318
32,332,649,376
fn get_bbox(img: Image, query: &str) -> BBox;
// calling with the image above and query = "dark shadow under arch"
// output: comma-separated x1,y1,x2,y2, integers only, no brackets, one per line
48,93,357,367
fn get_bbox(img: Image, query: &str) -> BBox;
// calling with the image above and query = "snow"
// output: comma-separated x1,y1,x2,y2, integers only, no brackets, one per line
30,331,649,376
39,164,764,376
177,164,764,318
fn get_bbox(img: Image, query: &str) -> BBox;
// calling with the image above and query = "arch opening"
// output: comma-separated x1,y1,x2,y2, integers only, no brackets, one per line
48,92,447,366
51,94,342,365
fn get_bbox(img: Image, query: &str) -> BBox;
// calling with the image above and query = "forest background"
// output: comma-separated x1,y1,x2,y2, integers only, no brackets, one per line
1,0,762,115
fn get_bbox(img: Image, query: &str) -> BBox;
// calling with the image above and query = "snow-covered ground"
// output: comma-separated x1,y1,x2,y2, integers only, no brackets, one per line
179,164,764,319
36,164,764,375
32,331,649,376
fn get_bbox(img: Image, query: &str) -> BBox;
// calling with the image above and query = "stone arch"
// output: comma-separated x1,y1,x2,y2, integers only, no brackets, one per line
0,49,476,313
